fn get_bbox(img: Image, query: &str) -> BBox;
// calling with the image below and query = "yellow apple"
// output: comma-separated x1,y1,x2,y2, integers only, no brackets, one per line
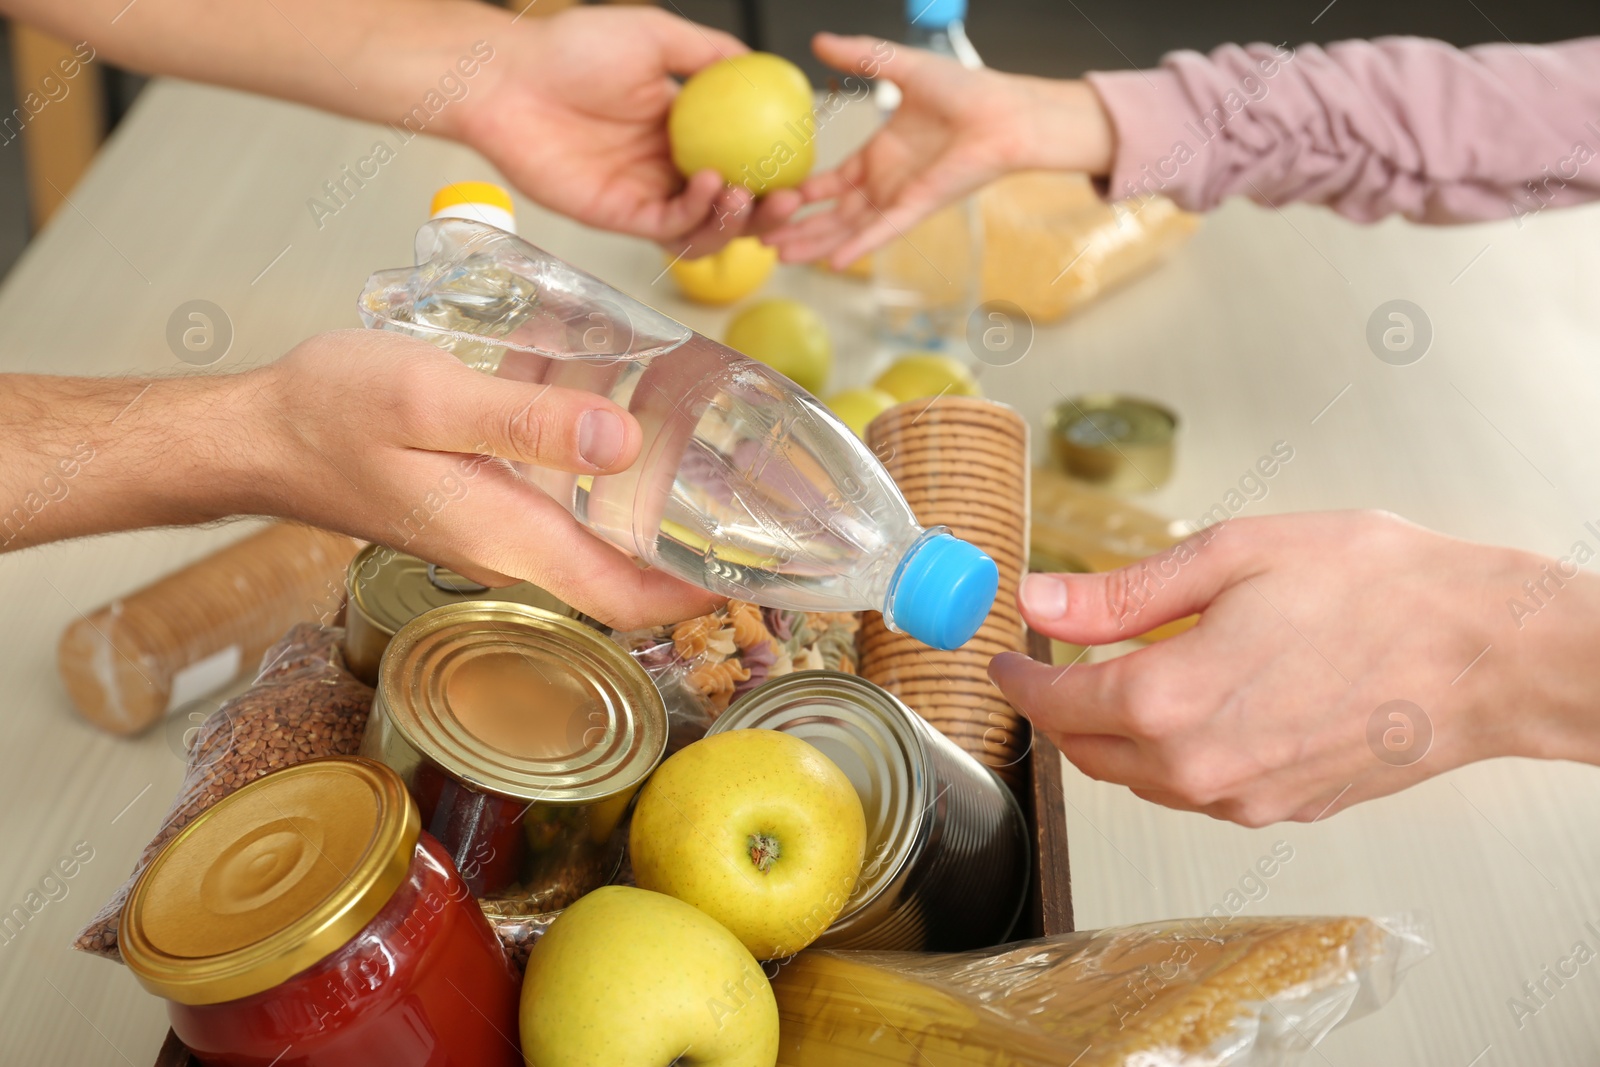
669,237,779,306
873,352,982,402
725,298,832,395
630,729,866,960
669,53,815,194
826,387,899,438
520,886,778,1067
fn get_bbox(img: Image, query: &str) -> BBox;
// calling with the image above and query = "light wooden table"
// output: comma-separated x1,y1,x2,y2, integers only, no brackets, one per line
2,77,1599,1066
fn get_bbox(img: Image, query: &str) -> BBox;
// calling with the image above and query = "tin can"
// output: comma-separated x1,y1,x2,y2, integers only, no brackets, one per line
344,544,575,685
708,671,1029,952
1048,393,1177,493
360,601,666,912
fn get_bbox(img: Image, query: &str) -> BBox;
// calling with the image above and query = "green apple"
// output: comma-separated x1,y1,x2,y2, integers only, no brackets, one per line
873,352,982,402
630,729,866,960
669,53,815,194
725,298,833,395
826,387,900,438
520,886,778,1067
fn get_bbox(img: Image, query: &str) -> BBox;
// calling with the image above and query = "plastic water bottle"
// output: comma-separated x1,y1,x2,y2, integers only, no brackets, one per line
872,0,983,348
359,203,999,650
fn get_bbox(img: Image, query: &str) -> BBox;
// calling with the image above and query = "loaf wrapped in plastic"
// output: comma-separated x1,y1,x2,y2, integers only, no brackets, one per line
772,916,1429,1066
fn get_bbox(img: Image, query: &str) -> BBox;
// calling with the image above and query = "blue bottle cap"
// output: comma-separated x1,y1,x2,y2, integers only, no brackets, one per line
907,0,967,27
888,532,999,650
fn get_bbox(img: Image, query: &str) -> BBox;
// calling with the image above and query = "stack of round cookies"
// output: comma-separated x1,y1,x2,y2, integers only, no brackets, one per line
860,396,1030,789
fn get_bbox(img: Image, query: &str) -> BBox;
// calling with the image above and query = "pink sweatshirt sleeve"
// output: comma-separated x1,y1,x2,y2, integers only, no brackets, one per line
1084,36,1600,223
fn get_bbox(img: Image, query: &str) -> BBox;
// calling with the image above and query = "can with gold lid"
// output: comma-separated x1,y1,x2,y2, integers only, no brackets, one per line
120,756,522,1067
360,601,667,911
709,671,1028,951
343,543,576,685
1048,393,1178,493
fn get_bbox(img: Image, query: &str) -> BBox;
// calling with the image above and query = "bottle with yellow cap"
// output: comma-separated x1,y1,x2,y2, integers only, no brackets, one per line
429,180,517,233
357,188,1002,652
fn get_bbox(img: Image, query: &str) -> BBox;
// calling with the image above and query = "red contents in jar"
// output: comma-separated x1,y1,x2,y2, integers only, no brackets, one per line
169,833,522,1067
412,761,529,897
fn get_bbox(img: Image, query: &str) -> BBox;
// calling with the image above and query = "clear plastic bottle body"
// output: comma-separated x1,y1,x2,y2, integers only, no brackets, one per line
871,12,984,348
361,220,934,621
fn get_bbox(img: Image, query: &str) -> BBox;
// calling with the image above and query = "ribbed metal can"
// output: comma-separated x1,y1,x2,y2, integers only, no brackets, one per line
360,601,666,914
708,671,1029,951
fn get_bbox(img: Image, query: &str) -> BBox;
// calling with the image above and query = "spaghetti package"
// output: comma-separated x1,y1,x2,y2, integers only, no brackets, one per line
773,916,1428,1066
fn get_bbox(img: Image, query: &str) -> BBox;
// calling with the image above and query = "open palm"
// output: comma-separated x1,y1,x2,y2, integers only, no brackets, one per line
765,33,1112,268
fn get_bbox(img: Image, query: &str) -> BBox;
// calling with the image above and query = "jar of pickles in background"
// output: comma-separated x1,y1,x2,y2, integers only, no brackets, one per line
119,758,522,1067
360,601,667,911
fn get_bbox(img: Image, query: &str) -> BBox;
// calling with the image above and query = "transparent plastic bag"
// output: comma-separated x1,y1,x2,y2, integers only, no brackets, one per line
980,173,1199,324
74,623,375,961
772,916,1429,1066
611,600,861,754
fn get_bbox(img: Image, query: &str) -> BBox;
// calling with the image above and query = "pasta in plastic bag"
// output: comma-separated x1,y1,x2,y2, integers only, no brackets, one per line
980,172,1200,324
612,601,860,754
772,915,1429,1066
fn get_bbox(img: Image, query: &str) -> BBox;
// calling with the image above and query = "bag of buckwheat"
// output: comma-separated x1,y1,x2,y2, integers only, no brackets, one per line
74,623,375,962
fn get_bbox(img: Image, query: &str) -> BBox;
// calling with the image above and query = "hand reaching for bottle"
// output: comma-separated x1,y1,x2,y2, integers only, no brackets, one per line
762,33,1115,268
988,511,1600,826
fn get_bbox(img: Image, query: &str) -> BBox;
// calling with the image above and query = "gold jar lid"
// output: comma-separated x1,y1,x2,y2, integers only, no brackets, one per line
120,758,418,1006
374,602,666,803
348,545,574,639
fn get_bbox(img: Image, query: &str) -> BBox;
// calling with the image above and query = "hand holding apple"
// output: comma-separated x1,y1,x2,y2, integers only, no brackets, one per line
520,886,779,1067
669,53,817,195
630,729,867,960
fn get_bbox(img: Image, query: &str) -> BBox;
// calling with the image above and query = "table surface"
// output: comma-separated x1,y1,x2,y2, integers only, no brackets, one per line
3,76,1599,1067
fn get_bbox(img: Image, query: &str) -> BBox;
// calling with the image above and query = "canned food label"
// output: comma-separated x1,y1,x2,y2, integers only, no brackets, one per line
166,644,243,712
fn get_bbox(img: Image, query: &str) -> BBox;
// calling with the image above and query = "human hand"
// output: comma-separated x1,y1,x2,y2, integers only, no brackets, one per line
453,7,801,256
989,511,1600,826
763,33,1115,268
245,330,723,629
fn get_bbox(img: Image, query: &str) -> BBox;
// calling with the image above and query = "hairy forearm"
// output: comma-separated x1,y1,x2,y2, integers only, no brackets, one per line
0,373,269,551
0,0,510,139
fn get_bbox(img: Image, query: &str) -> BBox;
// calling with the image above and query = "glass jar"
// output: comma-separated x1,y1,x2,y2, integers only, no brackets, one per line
120,758,522,1067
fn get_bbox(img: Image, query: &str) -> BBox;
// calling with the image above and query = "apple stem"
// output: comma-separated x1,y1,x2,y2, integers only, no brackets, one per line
747,832,780,874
